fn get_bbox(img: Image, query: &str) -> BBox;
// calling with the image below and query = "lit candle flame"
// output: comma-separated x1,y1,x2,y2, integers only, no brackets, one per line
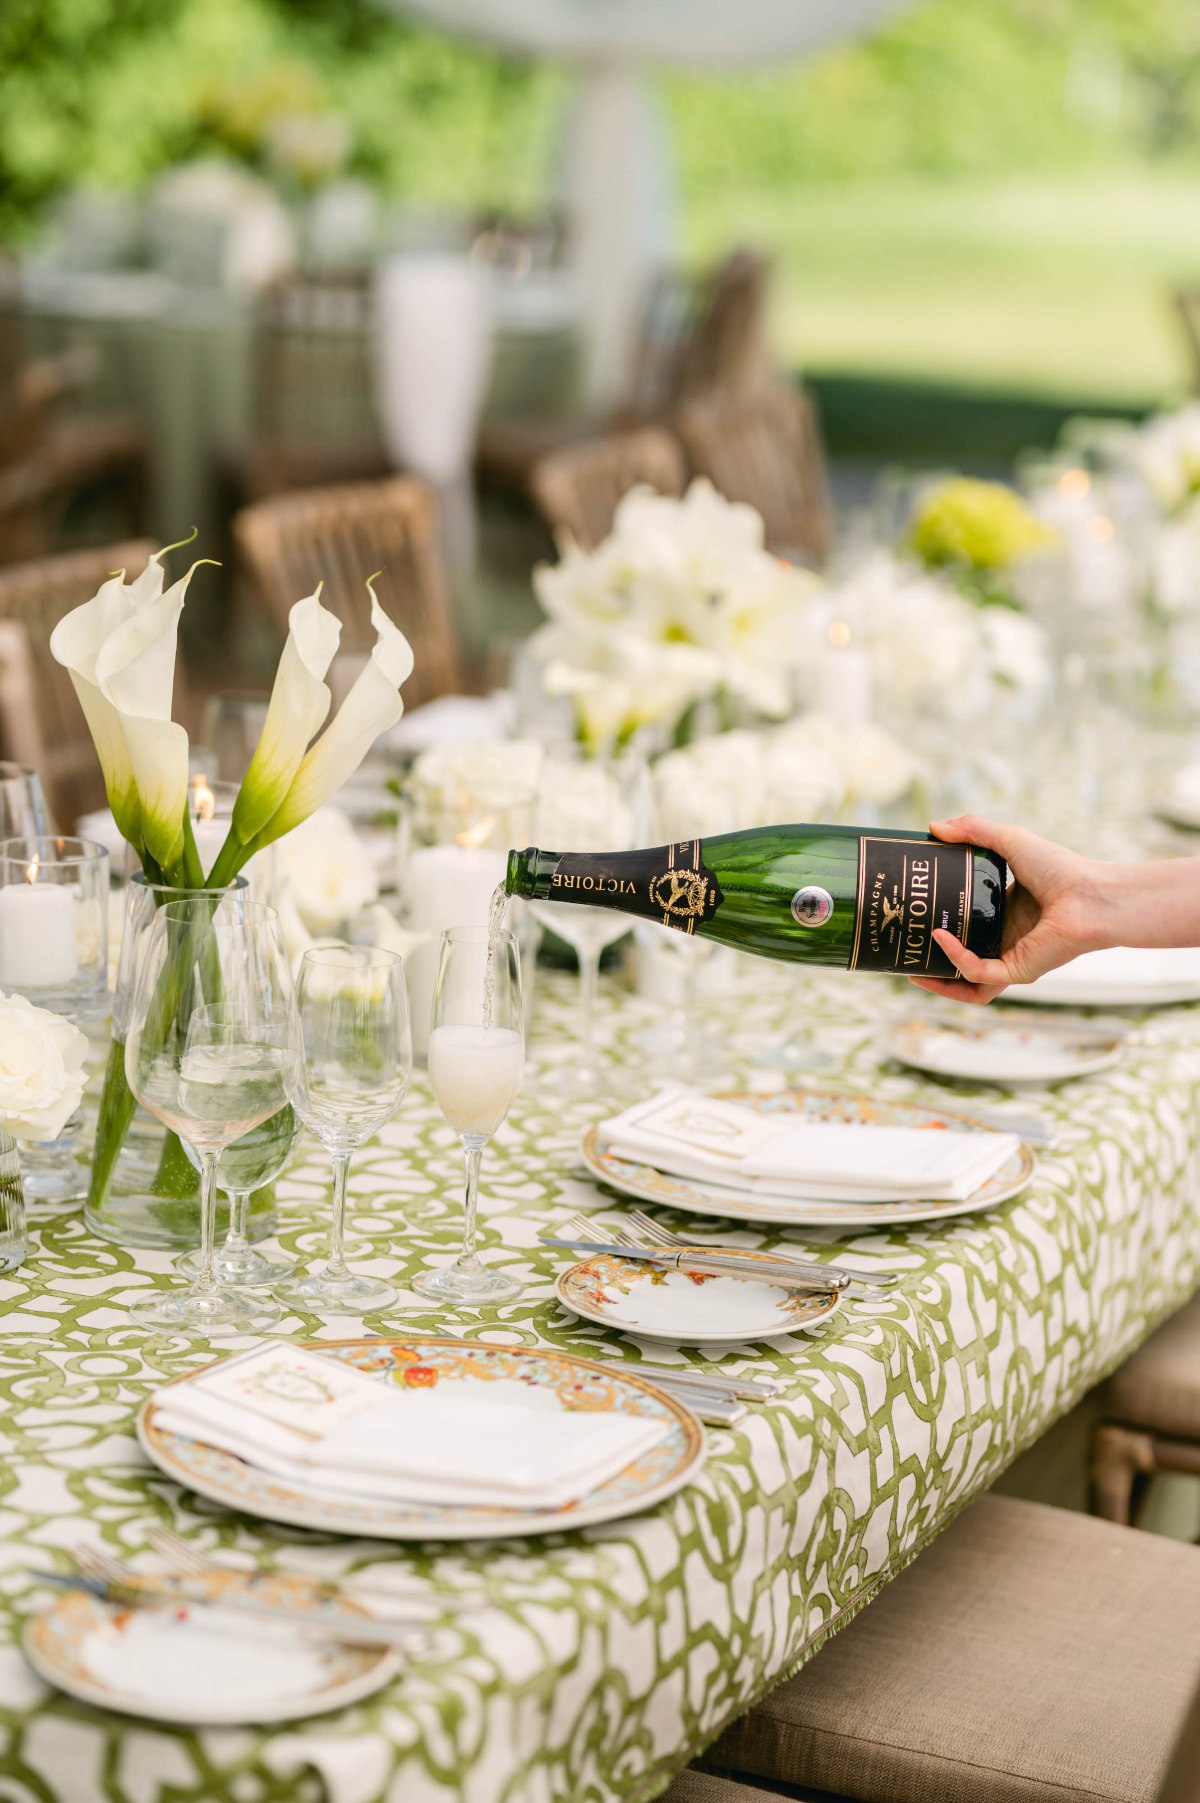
1087,515,1115,544
1058,468,1091,500
25,853,39,886
456,816,496,850
191,775,216,823
828,620,852,649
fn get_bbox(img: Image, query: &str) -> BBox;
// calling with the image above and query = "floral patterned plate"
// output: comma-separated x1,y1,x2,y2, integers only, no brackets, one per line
24,1567,400,1725
137,1338,706,1542
888,1016,1122,1087
580,1087,1036,1227
557,1250,841,1346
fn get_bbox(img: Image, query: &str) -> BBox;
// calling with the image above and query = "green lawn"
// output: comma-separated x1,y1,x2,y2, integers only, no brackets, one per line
687,171,1200,405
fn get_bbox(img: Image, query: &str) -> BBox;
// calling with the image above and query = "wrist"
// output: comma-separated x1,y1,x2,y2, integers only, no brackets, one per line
1077,858,1138,953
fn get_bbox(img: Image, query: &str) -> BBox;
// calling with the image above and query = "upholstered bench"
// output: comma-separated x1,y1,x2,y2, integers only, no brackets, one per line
674,1494,1200,1803
1095,1290,1200,1526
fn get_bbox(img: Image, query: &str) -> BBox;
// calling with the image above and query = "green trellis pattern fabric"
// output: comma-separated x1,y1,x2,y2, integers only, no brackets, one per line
2,964,1199,1803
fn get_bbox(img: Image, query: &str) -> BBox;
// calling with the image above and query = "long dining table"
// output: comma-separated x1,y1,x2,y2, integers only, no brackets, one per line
2,955,1199,1803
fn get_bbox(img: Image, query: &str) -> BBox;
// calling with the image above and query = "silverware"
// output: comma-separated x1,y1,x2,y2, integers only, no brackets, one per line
955,1104,1055,1146
631,1382,746,1426
632,1361,780,1402
38,1568,427,1652
543,1237,848,1293
624,1208,904,1292
145,1527,473,1618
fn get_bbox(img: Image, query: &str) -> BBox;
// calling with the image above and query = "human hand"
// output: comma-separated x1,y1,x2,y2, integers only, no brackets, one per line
908,816,1114,1005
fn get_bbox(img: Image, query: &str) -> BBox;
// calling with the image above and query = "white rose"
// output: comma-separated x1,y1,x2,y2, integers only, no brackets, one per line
273,807,379,935
0,993,88,1143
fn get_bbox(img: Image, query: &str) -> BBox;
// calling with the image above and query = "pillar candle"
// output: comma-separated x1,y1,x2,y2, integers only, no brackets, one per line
0,881,78,989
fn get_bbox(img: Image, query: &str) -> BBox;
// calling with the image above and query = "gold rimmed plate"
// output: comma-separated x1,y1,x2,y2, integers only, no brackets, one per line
137,1337,706,1542
888,1015,1122,1088
24,1566,400,1725
557,1249,842,1346
580,1087,1036,1227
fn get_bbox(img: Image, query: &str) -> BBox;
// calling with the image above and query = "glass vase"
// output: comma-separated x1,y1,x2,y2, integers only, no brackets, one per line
83,875,277,1250
0,1130,26,1270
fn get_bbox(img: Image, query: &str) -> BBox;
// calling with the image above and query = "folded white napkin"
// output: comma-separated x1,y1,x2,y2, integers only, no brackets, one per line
1017,946,1200,1005
598,1088,1019,1203
154,1353,667,1511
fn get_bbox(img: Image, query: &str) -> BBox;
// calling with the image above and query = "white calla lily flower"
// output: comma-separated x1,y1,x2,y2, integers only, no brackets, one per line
93,563,201,873
48,554,166,850
250,591,413,848
231,588,341,848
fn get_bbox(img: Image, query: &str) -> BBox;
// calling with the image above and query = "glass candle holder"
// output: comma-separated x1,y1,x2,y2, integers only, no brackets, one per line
0,837,110,1207
0,763,48,839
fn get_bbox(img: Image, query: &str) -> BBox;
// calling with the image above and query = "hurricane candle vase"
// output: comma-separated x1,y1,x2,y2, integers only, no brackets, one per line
0,837,109,1204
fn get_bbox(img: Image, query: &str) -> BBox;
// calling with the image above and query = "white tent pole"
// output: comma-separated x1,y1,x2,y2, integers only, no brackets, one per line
563,63,676,409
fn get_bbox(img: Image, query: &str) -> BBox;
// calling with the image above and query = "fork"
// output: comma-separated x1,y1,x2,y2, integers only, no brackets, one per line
146,1528,473,1617
563,1209,902,1291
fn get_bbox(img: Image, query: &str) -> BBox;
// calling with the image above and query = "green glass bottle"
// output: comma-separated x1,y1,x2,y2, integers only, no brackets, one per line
505,824,1006,979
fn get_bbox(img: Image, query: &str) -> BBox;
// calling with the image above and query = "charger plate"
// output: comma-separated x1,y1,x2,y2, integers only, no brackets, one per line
580,1087,1036,1228
137,1337,705,1542
24,1567,400,1725
557,1250,842,1346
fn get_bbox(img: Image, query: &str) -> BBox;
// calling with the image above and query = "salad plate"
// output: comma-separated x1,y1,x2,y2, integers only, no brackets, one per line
557,1249,841,1346
888,1015,1122,1087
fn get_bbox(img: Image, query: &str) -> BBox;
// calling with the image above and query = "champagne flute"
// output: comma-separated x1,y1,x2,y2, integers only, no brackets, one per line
277,945,411,1315
414,925,524,1305
529,746,635,1092
124,899,297,1336
178,1103,301,1284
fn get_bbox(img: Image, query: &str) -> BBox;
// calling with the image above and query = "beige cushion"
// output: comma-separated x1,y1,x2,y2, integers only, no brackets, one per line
1105,1292,1200,1441
660,1775,806,1802
702,1495,1200,1803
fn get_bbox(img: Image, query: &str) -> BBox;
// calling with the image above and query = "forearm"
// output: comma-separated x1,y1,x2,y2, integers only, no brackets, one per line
1089,856,1200,951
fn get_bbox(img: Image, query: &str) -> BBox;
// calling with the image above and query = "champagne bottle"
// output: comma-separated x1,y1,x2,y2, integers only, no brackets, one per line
505,824,1006,979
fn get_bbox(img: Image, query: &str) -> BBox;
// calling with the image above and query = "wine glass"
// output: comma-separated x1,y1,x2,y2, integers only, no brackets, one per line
529,746,636,1092
124,899,298,1336
276,945,411,1315
413,925,524,1305
178,1104,301,1284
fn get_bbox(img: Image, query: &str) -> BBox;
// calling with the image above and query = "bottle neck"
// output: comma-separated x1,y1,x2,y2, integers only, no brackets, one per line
505,846,561,899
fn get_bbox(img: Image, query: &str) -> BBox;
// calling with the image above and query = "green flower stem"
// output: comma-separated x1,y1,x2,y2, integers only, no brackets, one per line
86,1038,140,1214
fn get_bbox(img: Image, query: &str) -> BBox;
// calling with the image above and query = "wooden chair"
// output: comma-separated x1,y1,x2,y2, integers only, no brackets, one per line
0,539,155,828
476,249,772,498
679,1494,1200,1803
530,426,686,550
230,271,388,503
0,352,146,564
1092,1289,1200,1529
234,478,462,711
678,380,834,568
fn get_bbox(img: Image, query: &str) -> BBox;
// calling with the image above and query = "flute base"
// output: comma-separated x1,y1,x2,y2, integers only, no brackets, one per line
412,1262,524,1305
276,1270,398,1316
177,1243,296,1285
128,1283,281,1339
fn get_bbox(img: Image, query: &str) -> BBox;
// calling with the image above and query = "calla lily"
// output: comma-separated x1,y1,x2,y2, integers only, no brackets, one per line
93,563,200,874
248,590,413,850
48,555,166,852
230,588,341,848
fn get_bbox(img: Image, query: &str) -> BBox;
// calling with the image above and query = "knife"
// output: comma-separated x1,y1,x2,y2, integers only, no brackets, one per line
544,1238,851,1291
33,1569,429,1652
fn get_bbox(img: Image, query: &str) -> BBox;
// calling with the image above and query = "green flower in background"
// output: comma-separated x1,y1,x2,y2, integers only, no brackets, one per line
909,476,1055,589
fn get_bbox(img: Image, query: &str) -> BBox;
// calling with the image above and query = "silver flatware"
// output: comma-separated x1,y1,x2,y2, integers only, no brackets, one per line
38,1569,427,1653
632,1362,780,1402
542,1236,850,1292
623,1208,904,1291
145,1527,473,1618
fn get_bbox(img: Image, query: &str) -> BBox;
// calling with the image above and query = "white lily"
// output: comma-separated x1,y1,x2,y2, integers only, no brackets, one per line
48,554,166,852
92,562,201,874
248,591,413,849
229,587,341,849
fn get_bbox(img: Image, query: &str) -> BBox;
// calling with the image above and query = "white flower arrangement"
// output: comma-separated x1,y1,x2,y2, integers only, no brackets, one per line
652,715,921,826
532,480,820,751
1103,404,1200,517
272,806,379,936
0,994,88,1144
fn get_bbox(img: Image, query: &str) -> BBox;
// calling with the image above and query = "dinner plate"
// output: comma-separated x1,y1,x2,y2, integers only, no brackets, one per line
137,1337,706,1542
888,1016,1122,1087
557,1249,842,1346
1004,946,1200,1009
24,1568,400,1725
580,1088,1036,1228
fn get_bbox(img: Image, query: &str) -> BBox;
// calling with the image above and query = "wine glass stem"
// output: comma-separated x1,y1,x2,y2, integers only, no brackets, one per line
454,1138,485,1274
325,1152,352,1282
196,1150,219,1295
226,1189,251,1253
579,944,600,1073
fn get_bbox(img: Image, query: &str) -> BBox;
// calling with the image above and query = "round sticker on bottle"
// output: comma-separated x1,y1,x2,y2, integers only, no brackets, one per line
791,885,834,929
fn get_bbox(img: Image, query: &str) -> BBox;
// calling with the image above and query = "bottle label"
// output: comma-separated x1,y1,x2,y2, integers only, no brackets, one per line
848,837,970,977
547,841,724,934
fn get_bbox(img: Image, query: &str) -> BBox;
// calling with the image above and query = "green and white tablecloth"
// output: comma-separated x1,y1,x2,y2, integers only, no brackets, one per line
2,961,1200,1803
